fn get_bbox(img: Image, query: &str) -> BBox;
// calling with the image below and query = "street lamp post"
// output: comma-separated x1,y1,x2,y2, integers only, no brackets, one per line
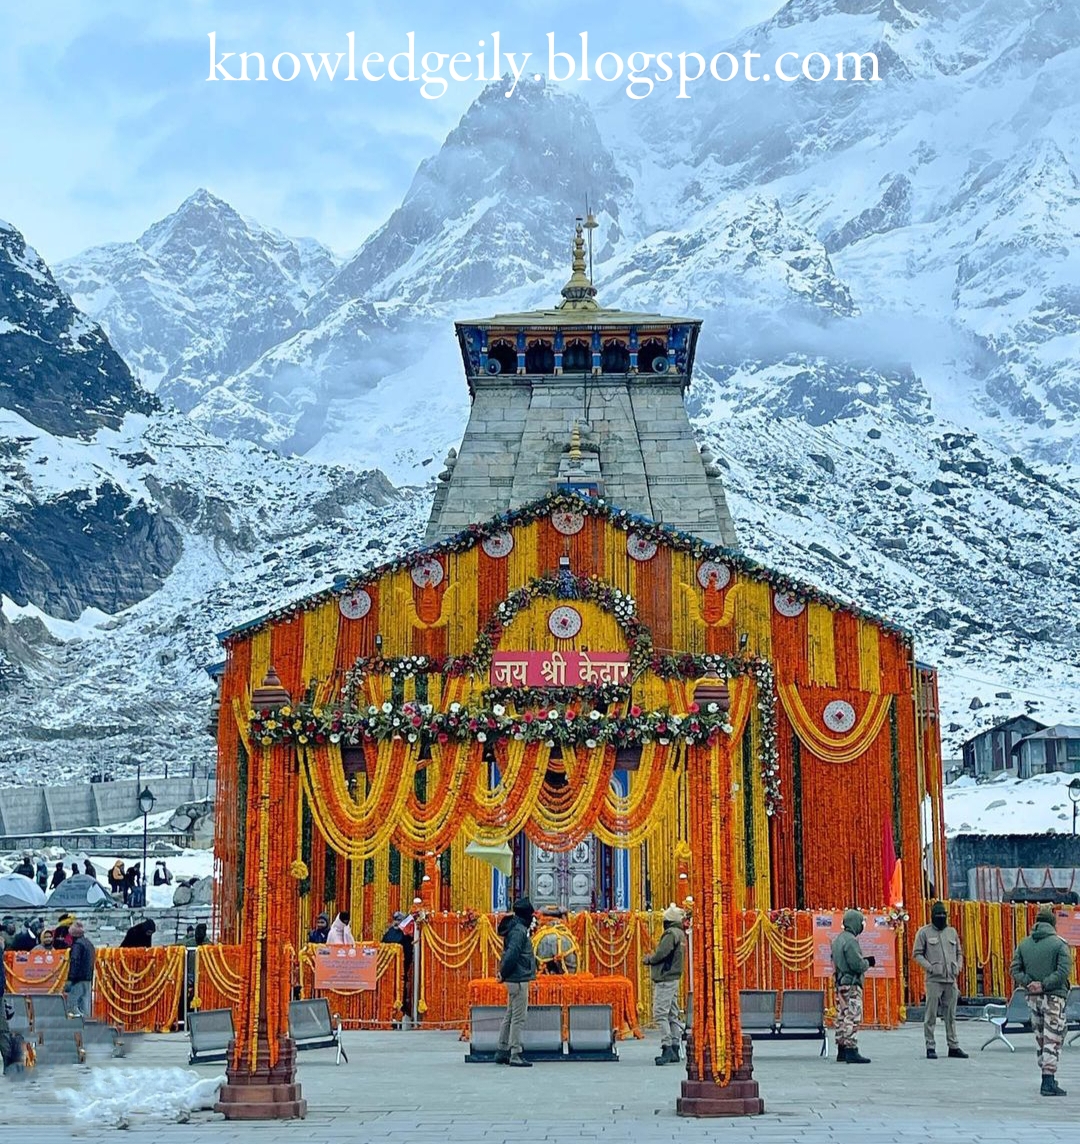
1069,777,1080,836
138,786,156,905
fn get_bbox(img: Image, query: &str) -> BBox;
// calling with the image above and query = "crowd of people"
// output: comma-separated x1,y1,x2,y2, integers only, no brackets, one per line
9,848,174,906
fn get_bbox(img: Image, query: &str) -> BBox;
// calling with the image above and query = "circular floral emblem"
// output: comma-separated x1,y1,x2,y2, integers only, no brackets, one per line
410,558,444,588
697,560,732,590
626,533,658,562
481,531,515,559
548,605,583,639
773,590,806,617
823,700,857,734
338,588,372,620
551,510,585,536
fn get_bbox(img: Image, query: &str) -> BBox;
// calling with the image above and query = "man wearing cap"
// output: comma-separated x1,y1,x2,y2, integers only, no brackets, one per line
494,897,537,1067
308,913,330,944
14,852,35,880
912,902,968,1059
643,904,687,1065
1011,906,1074,1097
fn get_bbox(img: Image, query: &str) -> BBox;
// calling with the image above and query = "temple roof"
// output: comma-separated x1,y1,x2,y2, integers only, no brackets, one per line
217,490,911,645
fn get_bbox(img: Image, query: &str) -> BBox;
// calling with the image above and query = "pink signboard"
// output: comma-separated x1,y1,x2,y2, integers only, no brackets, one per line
489,651,630,688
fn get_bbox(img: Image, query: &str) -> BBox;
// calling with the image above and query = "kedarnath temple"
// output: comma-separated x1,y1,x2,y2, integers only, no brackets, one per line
208,219,947,1116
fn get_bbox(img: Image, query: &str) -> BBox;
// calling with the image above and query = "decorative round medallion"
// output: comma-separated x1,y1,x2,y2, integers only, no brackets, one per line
481,531,515,559
551,510,585,536
338,588,372,620
548,605,583,639
410,558,444,588
697,560,732,590
823,700,857,734
627,533,658,562
773,590,806,617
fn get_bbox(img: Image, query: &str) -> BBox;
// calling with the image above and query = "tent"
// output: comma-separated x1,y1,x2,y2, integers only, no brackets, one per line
0,872,46,909
44,873,114,909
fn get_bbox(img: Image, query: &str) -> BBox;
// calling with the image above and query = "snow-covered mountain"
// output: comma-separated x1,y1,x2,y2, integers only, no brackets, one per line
9,0,1080,780
57,189,339,409
1,219,425,784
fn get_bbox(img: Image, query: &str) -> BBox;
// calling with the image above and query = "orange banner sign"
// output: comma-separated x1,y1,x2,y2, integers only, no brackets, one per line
10,950,68,993
311,944,378,992
812,912,897,979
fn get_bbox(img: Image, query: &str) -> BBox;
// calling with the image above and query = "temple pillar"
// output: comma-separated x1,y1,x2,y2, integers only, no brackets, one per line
677,737,764,1117
216,741,306,1120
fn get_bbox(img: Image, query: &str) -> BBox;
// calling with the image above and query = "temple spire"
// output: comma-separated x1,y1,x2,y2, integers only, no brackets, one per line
557,218,599,311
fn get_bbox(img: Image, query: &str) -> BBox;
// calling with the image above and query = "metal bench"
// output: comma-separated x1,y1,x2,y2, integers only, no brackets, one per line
33,1014,85,1065
4,995,32,1035
465,1004,504,1062
30,994,73,1024
777,989,828,1058
739,990,779,1037
980,990,1032,1052
288,999,348,1064
521,1004,564,1061
188,1007,235,1065
566,1004,618,1062
81,1020,125,1058
1066,986,1080,1047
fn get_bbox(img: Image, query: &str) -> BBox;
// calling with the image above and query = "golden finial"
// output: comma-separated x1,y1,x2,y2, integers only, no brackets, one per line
557,217,599,311
569,421,583,460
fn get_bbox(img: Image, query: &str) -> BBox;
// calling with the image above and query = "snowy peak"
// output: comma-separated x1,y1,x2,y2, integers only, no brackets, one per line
0,219,155,437
316,78,631,312
57,190,340,406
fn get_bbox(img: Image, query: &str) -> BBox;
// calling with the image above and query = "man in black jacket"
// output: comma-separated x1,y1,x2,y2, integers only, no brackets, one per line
65,922,95,1018
494,897,536,1067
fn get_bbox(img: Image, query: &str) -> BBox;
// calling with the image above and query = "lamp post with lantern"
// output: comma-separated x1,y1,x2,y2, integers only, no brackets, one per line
1069,777,1080,836
138,785,156,906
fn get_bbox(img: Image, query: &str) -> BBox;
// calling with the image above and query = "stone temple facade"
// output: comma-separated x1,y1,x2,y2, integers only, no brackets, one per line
425,221,738,548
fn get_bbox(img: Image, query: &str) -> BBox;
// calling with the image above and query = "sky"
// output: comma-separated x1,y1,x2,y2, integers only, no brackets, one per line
0,0,780,263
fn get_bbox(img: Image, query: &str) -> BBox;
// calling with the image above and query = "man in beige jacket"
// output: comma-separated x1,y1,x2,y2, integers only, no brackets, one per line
912,902,968,1059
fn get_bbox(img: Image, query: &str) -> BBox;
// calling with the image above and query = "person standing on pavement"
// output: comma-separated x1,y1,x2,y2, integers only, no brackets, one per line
643,903,687,1066
64,921,96,1018
831,908,875,1064
912,902,968,1060
494,897,536,1067
1010,906,1074,1097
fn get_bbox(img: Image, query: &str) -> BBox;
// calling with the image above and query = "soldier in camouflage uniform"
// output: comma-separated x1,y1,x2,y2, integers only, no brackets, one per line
831,908,875,1064
1010,906,1074,1097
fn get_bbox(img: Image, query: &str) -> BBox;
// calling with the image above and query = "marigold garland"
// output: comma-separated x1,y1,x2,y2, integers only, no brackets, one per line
93,947,185,1033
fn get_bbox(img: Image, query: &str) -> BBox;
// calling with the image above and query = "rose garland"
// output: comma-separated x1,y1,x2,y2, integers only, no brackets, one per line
252,698,736,750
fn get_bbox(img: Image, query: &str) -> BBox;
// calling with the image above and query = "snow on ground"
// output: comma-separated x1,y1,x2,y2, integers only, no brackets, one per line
943,771,1080,836
55,1068,224,1126
0,842,215,909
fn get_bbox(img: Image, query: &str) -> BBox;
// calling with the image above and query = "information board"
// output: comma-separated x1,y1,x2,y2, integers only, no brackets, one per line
1053,907,1080,947
311,944,378,992
812,911,897,979
11,950,67,993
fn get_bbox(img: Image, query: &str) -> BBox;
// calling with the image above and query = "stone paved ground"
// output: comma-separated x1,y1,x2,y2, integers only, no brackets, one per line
9,1020,1077,1143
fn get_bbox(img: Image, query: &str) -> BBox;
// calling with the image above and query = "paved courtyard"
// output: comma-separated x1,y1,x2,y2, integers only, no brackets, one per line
8,1020,1077,1143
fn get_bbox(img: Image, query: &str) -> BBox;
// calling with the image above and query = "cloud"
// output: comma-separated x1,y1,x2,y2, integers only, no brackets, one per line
1,0,781,261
